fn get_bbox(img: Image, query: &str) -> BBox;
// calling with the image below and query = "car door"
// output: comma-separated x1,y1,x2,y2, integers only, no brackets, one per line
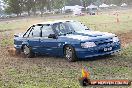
40,25,60,55
27,25,42,53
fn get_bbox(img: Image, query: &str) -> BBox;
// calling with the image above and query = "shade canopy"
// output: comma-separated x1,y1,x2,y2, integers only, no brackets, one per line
121,3,127,7
87,4,98,9
99,3,109,8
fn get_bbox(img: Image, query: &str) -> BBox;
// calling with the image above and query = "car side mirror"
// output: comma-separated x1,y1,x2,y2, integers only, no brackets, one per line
48,34,57,39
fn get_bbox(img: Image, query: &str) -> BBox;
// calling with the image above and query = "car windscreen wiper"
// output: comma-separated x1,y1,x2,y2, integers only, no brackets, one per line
66,31,75,34
67,32,72,34
85,28,90,30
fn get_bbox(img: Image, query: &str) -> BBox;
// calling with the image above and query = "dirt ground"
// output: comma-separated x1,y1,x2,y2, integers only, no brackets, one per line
117,32,132,47
0,29,132,87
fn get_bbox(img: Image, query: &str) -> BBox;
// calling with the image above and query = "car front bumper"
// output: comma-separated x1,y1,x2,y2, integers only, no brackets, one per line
75,42,121,58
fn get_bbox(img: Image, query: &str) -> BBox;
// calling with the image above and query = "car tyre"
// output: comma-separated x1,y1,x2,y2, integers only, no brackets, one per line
64,45,77,62
22,45,34,58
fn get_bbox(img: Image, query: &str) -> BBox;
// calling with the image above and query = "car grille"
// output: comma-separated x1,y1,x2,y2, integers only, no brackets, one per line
94,38,113,46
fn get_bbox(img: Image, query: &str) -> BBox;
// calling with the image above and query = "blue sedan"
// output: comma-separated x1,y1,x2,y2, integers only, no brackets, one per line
14,20,121,62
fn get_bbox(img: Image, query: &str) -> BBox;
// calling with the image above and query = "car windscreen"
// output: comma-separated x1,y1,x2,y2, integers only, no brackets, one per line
52,21,89,35
52,22,75,35
67,22,89,33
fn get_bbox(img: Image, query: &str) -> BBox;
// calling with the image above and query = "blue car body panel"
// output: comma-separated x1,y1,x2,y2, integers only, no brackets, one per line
14,20,121,59
14,33,120,58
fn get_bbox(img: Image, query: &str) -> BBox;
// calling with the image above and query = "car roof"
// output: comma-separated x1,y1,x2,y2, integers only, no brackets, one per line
33,20,75,26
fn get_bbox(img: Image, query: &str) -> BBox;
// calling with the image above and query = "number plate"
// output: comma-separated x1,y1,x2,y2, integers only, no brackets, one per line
104,47,112,52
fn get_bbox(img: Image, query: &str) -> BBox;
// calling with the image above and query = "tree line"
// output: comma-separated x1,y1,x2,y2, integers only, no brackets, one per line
2,0,132,16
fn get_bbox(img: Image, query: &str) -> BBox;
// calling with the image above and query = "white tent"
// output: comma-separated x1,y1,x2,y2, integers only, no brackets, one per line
74,5,84,9
73,8,82,15
73,5,84,15
62,5,84,11
87,4,98,9
99,3,109,8
110,4,117,7
62,6,75,11
121,3,127,7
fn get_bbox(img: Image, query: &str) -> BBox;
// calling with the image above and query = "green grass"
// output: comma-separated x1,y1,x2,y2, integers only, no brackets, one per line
72,13,132,33
0,20,26,30
0,33,13,46
0,18,43,30
0,10,132,33
0,10,132,88
0,45,131,88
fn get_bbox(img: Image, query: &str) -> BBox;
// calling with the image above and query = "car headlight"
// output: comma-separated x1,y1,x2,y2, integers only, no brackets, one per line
113,37,119,42
81,42,96,48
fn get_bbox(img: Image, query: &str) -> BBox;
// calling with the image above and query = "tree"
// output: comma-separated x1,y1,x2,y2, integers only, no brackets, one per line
81,0,98,10
4,0,22,15
2,0,132,16
23,0,34,16
66,0,81,5
32,0,37,15
37,0,47,17
52,0,65,9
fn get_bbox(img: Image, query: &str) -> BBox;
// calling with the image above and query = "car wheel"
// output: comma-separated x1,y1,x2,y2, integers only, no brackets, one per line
23,45,34,58
64,45,77,62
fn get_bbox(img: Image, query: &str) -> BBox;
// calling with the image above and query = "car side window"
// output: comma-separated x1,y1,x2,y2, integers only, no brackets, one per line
53,23,60,34
29,25,42,37
41,25,54,38
60,23,66,30
53,23,66,35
